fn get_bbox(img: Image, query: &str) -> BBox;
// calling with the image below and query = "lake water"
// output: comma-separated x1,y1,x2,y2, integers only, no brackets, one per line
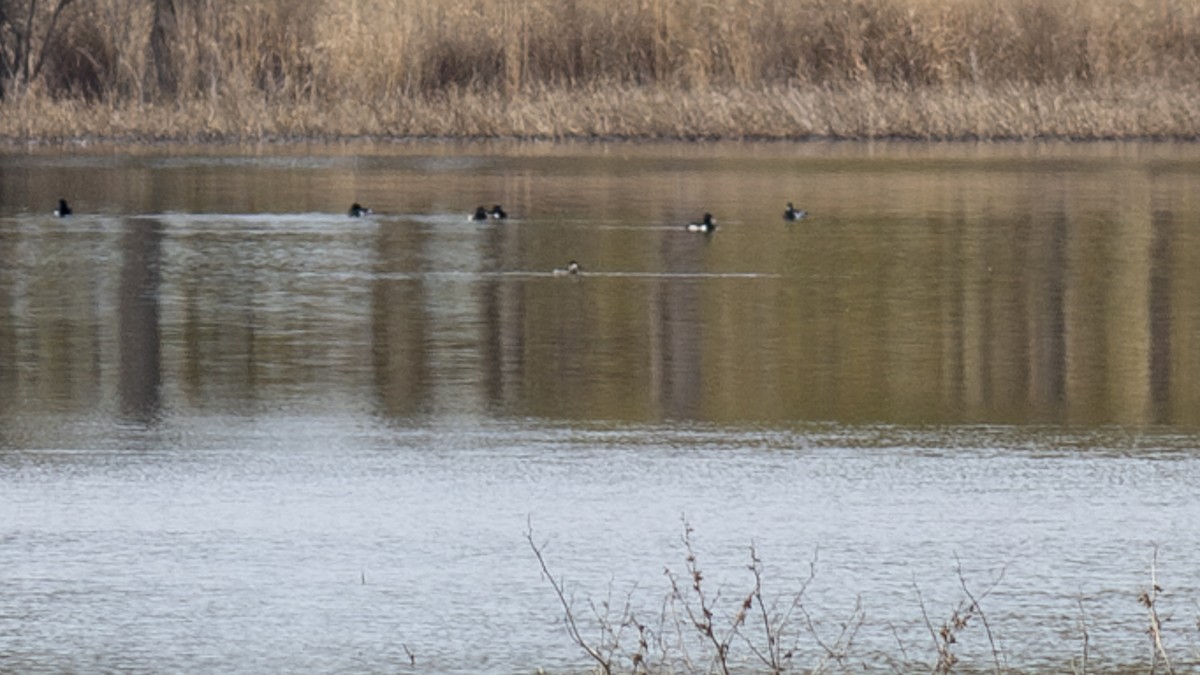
2,140,1200,672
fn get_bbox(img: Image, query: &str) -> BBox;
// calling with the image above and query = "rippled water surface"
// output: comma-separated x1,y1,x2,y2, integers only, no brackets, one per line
2,140,1200,672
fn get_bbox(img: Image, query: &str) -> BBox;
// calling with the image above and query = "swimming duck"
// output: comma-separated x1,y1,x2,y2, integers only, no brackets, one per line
348,203,373,217
54,199,72,217
490,205,508,219
685,213,717,233
783,202,807,221
553,260,581,276
471,206,490,221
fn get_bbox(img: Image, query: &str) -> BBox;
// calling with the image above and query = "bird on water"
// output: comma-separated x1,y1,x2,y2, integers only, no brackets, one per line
553,260,581,276
686,213,717,233
783,202,807,221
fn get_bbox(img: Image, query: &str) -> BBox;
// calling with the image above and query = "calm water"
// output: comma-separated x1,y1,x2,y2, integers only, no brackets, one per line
2,140,1200,672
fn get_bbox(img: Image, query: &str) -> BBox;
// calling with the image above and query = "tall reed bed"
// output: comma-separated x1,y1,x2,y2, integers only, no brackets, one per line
3,0,1200,139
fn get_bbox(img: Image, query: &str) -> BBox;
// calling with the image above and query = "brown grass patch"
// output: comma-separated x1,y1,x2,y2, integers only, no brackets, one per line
2,0,1200,140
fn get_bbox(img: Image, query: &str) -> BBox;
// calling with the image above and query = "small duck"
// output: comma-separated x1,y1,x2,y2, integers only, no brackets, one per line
470,206,490,221
54,199,72,217
553,260,581,277
783,202,807,221
348,202,373,217
490,205,507,219
685,213,717,233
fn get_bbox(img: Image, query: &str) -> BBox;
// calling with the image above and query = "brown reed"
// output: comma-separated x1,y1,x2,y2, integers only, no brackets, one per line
2,0,1200,140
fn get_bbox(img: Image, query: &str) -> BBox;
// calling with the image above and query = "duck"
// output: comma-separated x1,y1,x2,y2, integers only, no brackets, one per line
54,199,72,217
348,202,373,217
783,202,807,221
470,206,490,221
685,213,717,233
490,205,508,219
553,260,581,276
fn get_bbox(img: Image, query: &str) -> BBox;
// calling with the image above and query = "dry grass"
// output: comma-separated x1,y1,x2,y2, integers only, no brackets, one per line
6,81,1200,142
3,0,1200,140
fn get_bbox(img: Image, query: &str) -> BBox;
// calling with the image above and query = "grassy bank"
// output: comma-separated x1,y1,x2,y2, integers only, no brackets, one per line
2,0,1200,141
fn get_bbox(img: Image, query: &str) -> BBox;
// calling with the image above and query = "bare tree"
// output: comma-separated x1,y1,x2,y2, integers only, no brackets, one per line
0,0,76,99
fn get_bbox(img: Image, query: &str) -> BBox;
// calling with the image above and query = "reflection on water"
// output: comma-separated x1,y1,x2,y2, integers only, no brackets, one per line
2,141,1200,672
2,141,1200,426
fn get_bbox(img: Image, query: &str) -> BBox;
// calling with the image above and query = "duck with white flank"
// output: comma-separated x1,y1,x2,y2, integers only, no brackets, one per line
348,203,373,217
490,205,507,219
553,260,581,276
54,199,72,217
685,213,717,233
783,202,807,221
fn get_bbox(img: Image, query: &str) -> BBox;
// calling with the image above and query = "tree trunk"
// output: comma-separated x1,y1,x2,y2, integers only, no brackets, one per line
149,0,177,97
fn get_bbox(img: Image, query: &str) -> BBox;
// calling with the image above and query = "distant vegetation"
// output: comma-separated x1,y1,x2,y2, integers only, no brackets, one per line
2,0,1200,140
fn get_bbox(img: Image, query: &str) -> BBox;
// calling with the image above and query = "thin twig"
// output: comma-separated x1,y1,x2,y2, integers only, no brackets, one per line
889,620,911,663
1074,594,1089,675
913,579,954,673
954,554,1006,673
1142,545,1174,675
674,519,733,675
526,518,613,675
742,544,780,671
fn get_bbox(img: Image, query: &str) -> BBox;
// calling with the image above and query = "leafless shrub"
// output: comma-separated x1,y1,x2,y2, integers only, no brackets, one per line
529,525,1200,674
914,558,1006,674
527,521,623,675
530,517,869,675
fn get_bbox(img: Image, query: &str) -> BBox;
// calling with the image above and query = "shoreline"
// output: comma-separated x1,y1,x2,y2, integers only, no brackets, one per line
4,82,1200,146
6,131,1200,148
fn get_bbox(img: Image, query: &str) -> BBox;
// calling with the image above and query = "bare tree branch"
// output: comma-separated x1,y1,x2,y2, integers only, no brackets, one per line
525,518,613,675
954,554,1006,674
29,0,74,83
1142,544,1174,675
